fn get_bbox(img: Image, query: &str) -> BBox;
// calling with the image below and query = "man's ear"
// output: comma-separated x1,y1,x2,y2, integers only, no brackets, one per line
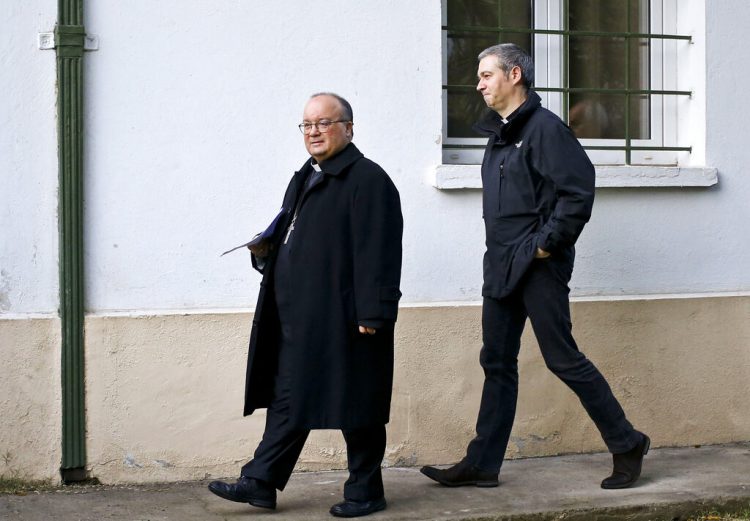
510,65,523,85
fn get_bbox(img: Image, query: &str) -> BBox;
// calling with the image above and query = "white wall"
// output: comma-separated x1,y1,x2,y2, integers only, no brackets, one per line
1,1,744,316
81,0,749,313
0,1,58,315
83,0,464,312
570,0,749,297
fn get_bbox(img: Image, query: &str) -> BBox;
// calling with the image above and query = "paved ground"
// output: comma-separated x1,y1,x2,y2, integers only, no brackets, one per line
2,443,749,521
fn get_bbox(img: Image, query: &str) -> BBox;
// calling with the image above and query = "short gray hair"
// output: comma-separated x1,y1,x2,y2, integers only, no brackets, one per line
478,43,534,90
310,92,353,122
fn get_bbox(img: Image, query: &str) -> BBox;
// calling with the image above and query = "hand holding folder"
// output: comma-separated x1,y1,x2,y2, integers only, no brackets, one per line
221,208,286,257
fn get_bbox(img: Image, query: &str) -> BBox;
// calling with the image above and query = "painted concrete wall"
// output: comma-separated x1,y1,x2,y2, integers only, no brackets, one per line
84,297,750,483
0,1,58,314
3,0,750,485
82,0,448,312
5,1,746,315
0,1,744,309
0,0,61,484
80,0,750,313
0,317,61,482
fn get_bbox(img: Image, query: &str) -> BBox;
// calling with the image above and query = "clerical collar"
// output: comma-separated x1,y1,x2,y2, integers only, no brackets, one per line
311,161,322,172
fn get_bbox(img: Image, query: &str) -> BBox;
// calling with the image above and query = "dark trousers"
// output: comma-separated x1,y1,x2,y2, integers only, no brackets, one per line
466,254,641,473
240,376,386,501
241,274,386,501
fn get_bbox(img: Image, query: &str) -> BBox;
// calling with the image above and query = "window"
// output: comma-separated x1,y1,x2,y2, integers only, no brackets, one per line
442,0,692,165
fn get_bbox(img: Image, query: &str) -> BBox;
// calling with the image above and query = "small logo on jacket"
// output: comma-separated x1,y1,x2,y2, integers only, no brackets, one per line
515,140,523,148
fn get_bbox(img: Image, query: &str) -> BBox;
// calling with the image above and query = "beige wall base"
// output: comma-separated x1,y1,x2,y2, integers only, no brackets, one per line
0,316,61,483
82,295,750,483
4,297,746,484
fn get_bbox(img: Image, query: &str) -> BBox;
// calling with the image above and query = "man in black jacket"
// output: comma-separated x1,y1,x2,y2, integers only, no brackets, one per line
209,93,403,517
421,44,649,490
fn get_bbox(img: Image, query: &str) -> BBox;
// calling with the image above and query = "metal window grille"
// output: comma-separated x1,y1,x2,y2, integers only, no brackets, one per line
442,0,692,165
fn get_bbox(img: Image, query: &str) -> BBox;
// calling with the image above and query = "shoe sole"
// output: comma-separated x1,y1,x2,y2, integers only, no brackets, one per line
207,485,276,509
248,498,277,509
420,468,498,488
433,479,499,488
601,435,651,490
330,500,387,518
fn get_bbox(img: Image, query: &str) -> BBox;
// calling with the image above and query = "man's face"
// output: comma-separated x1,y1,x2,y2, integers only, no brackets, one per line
302,95,352,163
476,55,518,115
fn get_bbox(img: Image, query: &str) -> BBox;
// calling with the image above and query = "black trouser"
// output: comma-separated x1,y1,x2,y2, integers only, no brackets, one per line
240,400,386,500
240,370,386,501
466,253,641,473
241,268,386,501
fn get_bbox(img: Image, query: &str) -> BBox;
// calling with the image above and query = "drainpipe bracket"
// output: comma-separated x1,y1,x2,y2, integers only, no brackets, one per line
38,30,99,52
83,34,99,51
38,32,55,50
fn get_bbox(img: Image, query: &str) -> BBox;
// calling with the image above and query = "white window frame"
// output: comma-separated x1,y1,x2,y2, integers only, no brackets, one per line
442,0,688,166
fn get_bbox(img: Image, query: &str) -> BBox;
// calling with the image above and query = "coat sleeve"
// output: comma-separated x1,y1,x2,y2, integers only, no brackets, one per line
350,165,404,324
250,251,267,274
531,119,595,252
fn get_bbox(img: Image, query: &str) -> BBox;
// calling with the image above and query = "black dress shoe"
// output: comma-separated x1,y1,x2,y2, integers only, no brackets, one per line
420,459,499,487
329,497,387,518
601,433,651,489
207,476,277,509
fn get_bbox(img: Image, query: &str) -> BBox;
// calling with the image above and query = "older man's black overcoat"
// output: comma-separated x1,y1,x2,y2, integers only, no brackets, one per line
243,143,403,430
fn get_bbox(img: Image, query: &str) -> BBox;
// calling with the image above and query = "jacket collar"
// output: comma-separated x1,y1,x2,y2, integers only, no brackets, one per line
297,142,363,177
472,89,541,143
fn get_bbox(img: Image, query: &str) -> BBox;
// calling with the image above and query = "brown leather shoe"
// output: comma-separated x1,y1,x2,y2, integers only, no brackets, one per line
601,433,650,489
420,459,499,487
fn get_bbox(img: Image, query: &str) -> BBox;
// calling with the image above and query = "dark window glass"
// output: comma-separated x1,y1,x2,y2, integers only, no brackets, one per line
444,0,652,142
445,0,533,138
568,1,650,139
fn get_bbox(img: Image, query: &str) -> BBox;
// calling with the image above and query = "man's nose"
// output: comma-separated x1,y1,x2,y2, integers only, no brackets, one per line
309,124,322,135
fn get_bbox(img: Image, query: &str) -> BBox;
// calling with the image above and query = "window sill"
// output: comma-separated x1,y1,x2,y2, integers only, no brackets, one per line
430,165,719,190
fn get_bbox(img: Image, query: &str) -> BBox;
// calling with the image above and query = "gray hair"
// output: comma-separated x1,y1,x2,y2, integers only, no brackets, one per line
478,43,534,90
310,92,353,122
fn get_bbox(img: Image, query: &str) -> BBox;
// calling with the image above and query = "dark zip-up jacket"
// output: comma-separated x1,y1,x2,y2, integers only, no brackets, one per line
475,90,595,298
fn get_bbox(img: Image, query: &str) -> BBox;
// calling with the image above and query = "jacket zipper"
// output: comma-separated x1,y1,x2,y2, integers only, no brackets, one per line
498,161,505,211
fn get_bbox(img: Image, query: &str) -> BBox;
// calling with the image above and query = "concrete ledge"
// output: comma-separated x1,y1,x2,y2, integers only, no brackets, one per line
431,164,719,189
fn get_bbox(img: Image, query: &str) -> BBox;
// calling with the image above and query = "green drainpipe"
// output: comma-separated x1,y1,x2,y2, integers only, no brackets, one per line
55,0,87,483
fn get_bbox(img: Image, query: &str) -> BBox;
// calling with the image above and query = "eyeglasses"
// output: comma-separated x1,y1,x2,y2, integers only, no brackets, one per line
298,119,349,134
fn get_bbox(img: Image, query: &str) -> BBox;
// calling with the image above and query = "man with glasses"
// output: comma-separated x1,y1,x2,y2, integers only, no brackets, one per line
420,44,649,490
208,93,402,517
